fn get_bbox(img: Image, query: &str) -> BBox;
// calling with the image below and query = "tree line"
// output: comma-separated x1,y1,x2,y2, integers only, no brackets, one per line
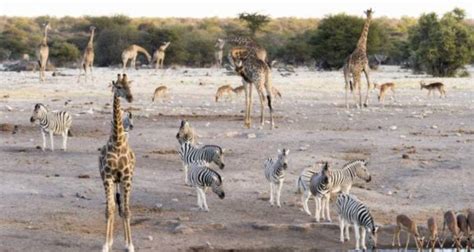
0,8,472,77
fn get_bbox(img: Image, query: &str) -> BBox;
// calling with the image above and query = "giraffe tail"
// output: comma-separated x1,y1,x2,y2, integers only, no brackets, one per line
115,184,123,217
349,80,354,92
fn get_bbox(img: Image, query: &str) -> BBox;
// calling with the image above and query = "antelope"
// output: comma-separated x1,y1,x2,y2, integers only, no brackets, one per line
373,82,396,106
457,213,469,249
233,85,245,96
467,210,474,250
426,217,441,249
392,214,425,250
442,210,462,249
152,85,169,102
420,81,446,98
215,85,234,102
232,85,281,99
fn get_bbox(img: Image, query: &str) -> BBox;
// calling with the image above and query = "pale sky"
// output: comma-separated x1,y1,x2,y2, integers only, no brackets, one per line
1,0,473,18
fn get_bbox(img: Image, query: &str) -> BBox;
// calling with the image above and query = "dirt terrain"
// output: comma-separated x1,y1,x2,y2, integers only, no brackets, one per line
0,66,473,251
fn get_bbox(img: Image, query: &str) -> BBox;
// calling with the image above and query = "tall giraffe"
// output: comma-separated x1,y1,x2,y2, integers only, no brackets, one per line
36,23,50,82
121,45,152,70
343,9,373,108
152,42,171,70
231,47,274,129
77,26,96,83
99,74,136,252
225,36,267,64
214,38,225,67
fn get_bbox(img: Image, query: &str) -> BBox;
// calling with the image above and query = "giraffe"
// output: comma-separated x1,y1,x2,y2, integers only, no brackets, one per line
36,23,50,82
225,36,268,64
121,45,152,70
152,42,171,70
99,73,136,252
343,9,373,109
77,26,96,83
231,47,274,129
214,38,225,67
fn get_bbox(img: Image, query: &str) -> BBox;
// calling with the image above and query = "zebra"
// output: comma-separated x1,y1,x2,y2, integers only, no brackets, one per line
188,161,225,211
336,193,379,250
264,149,290,207
179,141,225,185
176,120,196,145
29,103,72,151
122,110,134,137
311,159,371,222
295,162,329,216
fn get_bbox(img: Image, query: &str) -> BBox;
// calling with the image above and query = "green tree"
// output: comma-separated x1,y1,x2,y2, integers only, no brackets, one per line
49,41,80,65
408,9,474,76
309,14,389,69
238,12,270,37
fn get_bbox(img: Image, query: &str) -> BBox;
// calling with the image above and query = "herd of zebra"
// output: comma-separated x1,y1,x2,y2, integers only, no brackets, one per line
29,99,473,250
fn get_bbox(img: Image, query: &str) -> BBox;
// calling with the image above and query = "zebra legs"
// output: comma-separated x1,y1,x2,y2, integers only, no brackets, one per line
360,226,367,250
269,183,274,206
324,195,332,222
302,191,311,215
102,179,115,252
354,223,361,250
183,164,189,185
276,180,283,207
41,131,46,151
315,196,322,222
49,131,54,151
62,130,68,151
339,217,345,242
196,188,208,211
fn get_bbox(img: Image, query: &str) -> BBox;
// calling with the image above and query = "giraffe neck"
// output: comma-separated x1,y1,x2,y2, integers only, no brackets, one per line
87,29,94,49
42,27,48,46
110,93,126,146
355,17,371,52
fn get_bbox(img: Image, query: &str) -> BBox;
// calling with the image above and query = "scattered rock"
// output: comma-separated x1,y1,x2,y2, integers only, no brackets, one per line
431,125,438,129
251,223,281,231
146,235,153,241
172,224,194,234
225,131,239,137
455,133,462,137
177,216,189,221
5,105,13,111
171,198,179,202
155,203,163,209
387,191,393,196
390,125,397,130
402,154,410,159
247,133,256,139
288,223,311,232
257,193,270,201
75,192,90,200
78,174,90,179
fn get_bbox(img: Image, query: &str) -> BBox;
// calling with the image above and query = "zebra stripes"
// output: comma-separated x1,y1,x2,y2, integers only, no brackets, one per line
122,110,133,135
297,162,324,216
188,161,225,211
311,159,371,222
179,141,225,185
336,193,379,250
30,103,72,151
264,149,289,207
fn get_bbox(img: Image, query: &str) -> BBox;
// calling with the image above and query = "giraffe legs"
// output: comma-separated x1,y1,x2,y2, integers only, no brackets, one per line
352,74,361,109
343,65,351,108
257,89,265,128
121,182,134,252
102,179,115,252
302,191,311,215
243,81,252,128
363,65,371,107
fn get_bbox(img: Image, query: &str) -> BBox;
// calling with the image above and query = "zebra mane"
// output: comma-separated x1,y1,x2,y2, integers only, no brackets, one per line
342,159,367,169
202,144,223,154
35,103,47,110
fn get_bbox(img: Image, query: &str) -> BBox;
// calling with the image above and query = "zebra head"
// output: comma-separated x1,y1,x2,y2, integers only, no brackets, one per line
366,225,380,249
30,103,48,123
277,149,290,169
353,160,371,182
211,173,225,199
112,74,133,102
122,110,133,132
176,120,194,144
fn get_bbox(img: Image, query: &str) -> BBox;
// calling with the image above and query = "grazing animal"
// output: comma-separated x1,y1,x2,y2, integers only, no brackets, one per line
30,103,72,151
420,81,446,98
188,161,225,211
467,210,474,250
175,120,196,145
98,74,136,252
153,42,171,69
457,213,469,249
374,82,396,105
297,162,328,216
78,26,95,82
121,45,152,70
336,193,379,251
392,214,425,250
179,142,224,185
36,23,51,82
152,85,169,102
343,9,373,108
264,149,290,207
442,210,462,249
215,85,234,102
232,47,274,129
232,85,245,96
427,217,441,249
214,38,225,67
311,159,371,222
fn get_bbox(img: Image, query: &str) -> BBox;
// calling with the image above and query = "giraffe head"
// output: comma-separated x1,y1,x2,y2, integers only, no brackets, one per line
112,74,133,102
364,8,373,19
230,47,249,63
215,38,225,48
44,23,51,31
30,103,48,123
90,26,96,32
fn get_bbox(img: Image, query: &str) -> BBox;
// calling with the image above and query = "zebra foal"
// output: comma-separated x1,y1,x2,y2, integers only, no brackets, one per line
179,142,225,185
30,103,72,151
264,149,290,207
188,161,225,211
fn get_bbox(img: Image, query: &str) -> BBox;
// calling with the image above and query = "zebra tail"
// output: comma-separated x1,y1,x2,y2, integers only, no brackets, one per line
68,129,73,137
296,177,303,194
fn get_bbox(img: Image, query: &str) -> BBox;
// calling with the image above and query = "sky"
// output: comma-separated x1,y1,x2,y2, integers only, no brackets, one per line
1,0,473,18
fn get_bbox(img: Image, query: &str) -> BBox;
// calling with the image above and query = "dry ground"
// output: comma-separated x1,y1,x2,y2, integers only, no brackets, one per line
0,66,473,251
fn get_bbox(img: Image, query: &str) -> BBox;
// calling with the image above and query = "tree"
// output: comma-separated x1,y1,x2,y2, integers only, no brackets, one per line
308,14,389,69
408,9,474,76
238,12,270,37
